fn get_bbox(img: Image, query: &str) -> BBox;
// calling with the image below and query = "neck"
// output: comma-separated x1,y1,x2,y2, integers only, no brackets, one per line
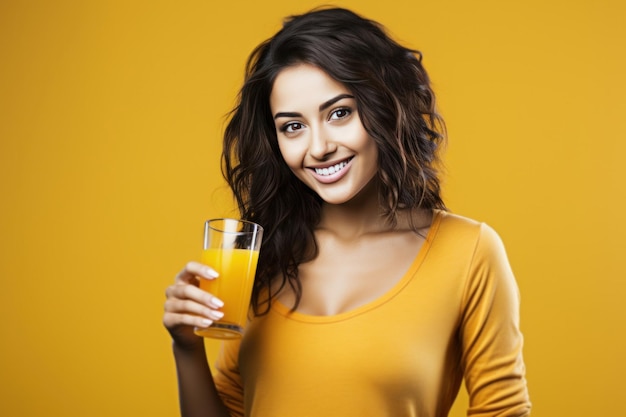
317,179,391,239
317,179,434,240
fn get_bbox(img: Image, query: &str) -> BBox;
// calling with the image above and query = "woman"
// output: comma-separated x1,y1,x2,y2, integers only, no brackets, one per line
163,7,531,417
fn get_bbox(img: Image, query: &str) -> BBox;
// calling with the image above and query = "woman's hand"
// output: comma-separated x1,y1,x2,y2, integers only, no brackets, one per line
163,261,224,349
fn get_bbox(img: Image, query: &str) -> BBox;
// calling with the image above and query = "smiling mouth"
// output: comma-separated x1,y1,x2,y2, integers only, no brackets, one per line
313,157,353,176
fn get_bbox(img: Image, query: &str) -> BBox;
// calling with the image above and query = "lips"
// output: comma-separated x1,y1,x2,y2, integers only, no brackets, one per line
308,157,353,184
314,160,349,176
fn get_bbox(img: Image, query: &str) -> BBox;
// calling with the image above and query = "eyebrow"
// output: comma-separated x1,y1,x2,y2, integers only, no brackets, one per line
319,93,354,111
273,93,355,120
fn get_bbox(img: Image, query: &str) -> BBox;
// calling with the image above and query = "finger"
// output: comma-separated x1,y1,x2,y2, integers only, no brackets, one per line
176,261,219,283
164,298,225,321
165,283,225,309
163,311,216,330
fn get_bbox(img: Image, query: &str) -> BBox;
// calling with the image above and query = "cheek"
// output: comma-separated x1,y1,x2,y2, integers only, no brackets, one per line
277,140,302,169
358,133,378,161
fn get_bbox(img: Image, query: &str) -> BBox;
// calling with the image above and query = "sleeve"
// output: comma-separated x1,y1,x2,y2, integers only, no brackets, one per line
459,223,531,416
212,339,245,417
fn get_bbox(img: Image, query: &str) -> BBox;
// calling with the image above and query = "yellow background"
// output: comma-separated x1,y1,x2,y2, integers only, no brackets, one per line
1,0,624,416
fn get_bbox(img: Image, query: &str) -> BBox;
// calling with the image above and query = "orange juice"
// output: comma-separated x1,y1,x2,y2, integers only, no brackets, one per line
195,248,260,339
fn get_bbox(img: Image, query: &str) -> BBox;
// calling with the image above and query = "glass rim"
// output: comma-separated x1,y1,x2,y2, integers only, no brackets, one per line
205,218,263,234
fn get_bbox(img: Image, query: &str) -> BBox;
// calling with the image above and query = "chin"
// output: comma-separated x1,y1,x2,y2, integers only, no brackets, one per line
317,185,375,206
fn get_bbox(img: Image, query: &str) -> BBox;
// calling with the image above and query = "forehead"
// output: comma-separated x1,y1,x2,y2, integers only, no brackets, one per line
270,64,351,112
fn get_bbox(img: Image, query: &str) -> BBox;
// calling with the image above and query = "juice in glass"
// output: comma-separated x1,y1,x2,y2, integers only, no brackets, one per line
195,247,260,339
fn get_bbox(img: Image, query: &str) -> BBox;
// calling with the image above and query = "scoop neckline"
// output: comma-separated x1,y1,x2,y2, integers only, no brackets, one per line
271,210,444,323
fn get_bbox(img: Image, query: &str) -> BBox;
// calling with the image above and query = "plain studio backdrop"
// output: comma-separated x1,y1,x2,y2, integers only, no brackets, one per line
1,0,624,416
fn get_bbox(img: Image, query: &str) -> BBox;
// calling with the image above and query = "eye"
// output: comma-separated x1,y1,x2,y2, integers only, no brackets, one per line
280,122,305,134
329,107,352,121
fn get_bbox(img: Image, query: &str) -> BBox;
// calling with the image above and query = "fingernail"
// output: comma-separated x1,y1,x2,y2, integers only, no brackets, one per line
204,267,219,279
200,319,212,327
212,311,224,319
211,297,224,308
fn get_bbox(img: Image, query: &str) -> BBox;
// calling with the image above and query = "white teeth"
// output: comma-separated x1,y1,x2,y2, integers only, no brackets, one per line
315,161,348,176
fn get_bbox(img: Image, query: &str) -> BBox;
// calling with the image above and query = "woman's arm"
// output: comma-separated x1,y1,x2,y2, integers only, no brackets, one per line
460,224,531,416
173,341,232,417
164,262,233,417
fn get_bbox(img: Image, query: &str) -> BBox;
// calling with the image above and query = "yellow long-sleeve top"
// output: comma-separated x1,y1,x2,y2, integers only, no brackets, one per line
213,211,531,416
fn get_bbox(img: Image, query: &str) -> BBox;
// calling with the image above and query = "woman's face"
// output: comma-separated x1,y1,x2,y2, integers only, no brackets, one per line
270,64,378,205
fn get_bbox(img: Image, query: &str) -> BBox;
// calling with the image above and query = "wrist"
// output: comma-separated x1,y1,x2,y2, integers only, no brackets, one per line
172,338,206,356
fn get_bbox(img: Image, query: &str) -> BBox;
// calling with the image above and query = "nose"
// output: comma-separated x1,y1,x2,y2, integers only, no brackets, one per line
308,126,337,160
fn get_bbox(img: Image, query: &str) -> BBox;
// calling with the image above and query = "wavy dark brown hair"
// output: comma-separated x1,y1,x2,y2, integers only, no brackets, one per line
222,7,447,315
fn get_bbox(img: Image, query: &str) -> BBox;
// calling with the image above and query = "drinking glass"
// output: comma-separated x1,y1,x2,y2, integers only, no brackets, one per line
194,218,263,339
